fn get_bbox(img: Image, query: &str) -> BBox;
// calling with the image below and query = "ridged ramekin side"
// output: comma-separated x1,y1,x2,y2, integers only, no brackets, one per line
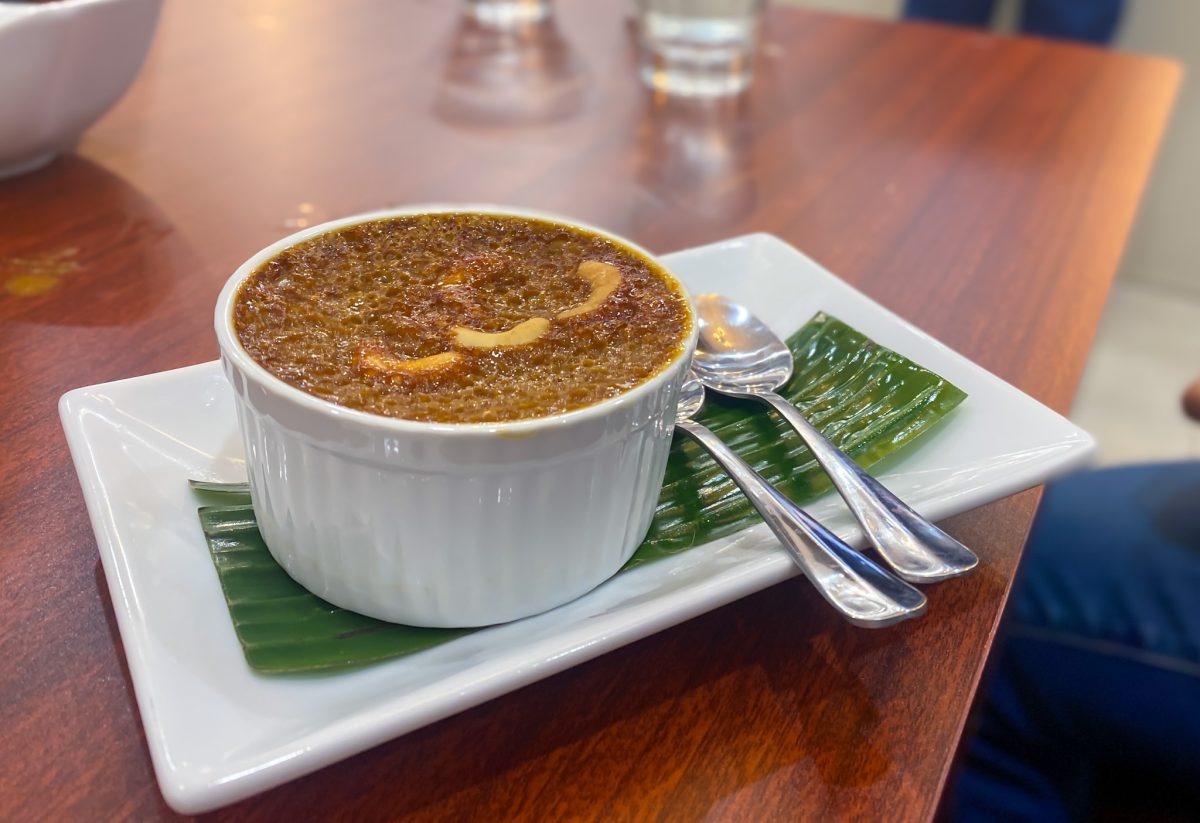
227,355,686,627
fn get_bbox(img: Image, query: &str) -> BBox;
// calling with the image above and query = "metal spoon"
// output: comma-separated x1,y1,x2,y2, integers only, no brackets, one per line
691,294,979,583
673,372,927,627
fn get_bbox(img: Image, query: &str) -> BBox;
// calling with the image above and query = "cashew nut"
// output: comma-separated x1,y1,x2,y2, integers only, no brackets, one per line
453,316,550,349
556,261,622,319
358,348,461,375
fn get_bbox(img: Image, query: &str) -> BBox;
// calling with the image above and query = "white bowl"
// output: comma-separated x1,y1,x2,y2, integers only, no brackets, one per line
0,0,162,179
214,205,698,627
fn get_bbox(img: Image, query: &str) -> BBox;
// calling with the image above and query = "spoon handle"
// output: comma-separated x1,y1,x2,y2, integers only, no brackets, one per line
676,419,926,627
759,391,979,582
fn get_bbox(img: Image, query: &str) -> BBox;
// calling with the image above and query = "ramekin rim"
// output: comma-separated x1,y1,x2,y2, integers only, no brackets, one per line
214,203,698,438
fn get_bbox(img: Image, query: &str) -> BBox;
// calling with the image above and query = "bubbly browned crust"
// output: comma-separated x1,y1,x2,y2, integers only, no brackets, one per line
233,213,691,423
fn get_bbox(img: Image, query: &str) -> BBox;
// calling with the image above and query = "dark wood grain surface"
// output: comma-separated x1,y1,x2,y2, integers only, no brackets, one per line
0,2,1179,820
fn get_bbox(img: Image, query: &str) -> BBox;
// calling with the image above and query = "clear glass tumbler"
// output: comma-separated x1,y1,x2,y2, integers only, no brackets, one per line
467,0,552,26
636,0,766,97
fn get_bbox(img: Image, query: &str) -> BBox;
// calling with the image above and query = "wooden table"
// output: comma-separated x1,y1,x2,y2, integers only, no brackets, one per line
0,2,1178,820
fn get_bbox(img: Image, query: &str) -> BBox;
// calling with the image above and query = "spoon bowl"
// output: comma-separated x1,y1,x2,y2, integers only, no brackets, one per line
693,295,795,394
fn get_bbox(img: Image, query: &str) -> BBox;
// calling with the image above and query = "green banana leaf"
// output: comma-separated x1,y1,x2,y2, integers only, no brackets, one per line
195,312,966,674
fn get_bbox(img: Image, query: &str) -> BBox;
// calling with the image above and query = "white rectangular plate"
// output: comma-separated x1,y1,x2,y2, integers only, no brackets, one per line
60,234,1094,813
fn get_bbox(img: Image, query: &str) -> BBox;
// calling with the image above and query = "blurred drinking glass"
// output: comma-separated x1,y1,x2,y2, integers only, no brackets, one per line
436,0,585,128
467,0,552,26
636,0,766,98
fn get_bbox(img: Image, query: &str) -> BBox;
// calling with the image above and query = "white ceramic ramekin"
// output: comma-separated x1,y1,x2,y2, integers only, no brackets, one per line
215,205,697,627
